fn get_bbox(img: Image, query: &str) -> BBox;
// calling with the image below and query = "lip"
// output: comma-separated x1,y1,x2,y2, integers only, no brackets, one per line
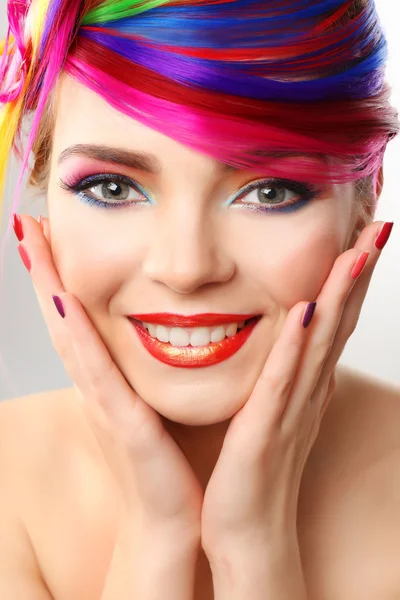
128,316,262,368
127,313,260,327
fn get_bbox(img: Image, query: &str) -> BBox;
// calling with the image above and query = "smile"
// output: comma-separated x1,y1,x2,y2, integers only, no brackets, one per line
128,315,262,368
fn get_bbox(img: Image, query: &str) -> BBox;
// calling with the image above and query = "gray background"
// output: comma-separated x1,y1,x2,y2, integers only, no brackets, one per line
0,0,399,401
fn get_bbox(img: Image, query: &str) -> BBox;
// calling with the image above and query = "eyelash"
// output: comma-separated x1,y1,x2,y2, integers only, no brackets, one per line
57,173,321,214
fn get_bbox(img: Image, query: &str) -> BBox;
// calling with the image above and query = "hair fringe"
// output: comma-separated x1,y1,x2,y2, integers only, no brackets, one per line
0,0,399,221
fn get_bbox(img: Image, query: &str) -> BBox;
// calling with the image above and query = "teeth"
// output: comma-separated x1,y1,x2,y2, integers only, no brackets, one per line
148,323,158,337
142,321,248,347
155,325,169,343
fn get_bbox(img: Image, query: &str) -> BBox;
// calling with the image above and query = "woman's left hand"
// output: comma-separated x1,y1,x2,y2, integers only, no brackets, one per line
201,220,393,560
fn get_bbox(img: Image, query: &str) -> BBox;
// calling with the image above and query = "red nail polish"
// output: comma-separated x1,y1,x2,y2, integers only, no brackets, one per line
375,222,394,250
351,251,369,280
18,244,31,272
12,213,24,241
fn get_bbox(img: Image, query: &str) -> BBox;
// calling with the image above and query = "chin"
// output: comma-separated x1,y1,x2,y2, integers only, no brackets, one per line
130,378,253,426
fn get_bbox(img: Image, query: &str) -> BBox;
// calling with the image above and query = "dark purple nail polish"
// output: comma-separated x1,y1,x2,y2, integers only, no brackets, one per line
302,302,316,328
52,295,65,319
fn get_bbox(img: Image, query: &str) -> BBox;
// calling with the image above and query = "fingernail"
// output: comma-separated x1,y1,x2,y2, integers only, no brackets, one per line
302,302,317,328
37,215,43,230
52,295,65,319
375,222,394,250
351,251,369,280
17,243,31,272
12,212,24,241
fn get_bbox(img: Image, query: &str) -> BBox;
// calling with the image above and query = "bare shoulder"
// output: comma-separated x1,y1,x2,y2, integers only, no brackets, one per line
315,363,400,476
0,388,66,469
0,387,86,465
0,387,99,509
299,366,400,597
335,363,400,402
332,363,400,426
0,389,78,600
0,388,119,600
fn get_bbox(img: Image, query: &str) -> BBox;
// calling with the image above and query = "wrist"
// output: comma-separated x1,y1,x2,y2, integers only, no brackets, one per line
120,510,201,549
143,528,201,559
206,527,300,567
149,524,201,556
102,518,200,600
208,539,308,600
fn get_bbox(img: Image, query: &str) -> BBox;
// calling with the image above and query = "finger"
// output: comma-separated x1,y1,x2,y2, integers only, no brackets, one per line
285,221,385,427
229,301,313,444
316,221,392,380
320,371,336,420
17,215,68,355
285,248,367,419
38,215,51,244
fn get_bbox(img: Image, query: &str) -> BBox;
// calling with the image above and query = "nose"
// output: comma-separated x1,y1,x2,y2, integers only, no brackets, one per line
141,205,235,294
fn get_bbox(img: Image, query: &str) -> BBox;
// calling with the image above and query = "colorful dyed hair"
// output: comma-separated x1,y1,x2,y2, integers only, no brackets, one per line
0,0,399,243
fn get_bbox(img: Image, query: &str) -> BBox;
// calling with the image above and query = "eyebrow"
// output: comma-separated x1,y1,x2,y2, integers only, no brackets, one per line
58,144,236,175
57,144,319,175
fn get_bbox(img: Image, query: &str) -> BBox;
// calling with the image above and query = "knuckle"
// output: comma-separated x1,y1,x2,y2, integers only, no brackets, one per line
87,370,104,391
265,373,293,396
346,321,357,338
328,373,336,395
334,249,352,270
341,313,360,339
334,282,352,309
313,340,332,368
51,335,70,361
87,360,113,390
349,313,361,336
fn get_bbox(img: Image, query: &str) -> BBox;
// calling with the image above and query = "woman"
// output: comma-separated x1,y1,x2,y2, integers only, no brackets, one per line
0,0,399,598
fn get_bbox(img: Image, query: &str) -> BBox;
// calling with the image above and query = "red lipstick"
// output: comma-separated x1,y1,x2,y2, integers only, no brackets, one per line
128,314,262,368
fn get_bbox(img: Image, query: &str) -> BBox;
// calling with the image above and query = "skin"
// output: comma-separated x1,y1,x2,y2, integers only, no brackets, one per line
46,72,381,495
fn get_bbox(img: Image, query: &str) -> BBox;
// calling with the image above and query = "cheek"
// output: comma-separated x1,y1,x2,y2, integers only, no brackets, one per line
249,227,342,309
50,221,134,307
48,193,150,300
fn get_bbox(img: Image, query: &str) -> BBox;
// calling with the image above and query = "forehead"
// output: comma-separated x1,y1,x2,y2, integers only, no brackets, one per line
53,73,177,155
51,73,337,184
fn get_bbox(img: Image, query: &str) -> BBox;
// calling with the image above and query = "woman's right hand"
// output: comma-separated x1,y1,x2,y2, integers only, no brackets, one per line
13,213,203,544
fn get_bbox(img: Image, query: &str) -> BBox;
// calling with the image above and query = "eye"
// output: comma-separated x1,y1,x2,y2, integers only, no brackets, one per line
239,183,296,205
58,174,150,209
88,180,140,202
228,178,319,213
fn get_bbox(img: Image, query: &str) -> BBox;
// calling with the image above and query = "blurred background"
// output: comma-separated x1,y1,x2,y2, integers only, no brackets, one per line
0,0,399,400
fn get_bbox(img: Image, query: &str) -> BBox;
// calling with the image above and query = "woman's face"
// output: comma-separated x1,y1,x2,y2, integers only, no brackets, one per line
48,74,368,426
